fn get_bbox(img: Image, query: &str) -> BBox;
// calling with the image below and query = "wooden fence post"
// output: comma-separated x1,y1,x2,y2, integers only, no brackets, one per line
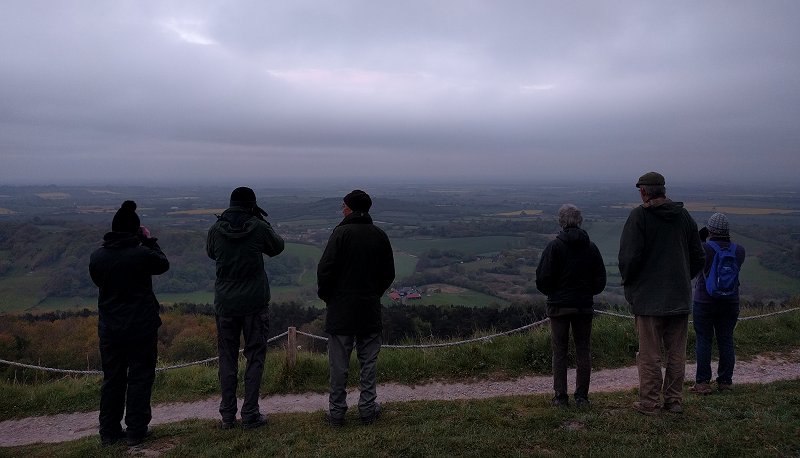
287,327,297,369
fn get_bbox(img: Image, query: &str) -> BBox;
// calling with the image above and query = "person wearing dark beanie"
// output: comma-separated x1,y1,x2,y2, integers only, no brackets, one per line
318,189,395,426
343,189,372,213
89,200,169,446
207,187,284,430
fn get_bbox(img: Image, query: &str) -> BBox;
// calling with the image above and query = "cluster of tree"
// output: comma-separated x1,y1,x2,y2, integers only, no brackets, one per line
407,220,555,241
0,222,310,303
3,297,798,383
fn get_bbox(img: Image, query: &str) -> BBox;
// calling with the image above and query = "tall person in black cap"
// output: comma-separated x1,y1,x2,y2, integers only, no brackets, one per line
619,172,704,415
90,200,170,446
318,190,395,426
207,187,284,430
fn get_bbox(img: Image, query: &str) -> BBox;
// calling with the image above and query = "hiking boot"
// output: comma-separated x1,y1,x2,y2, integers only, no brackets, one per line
574,397,591,409
632,401,660,416
689,382,713,395
551,396,569,408
717,382,733,392
100,431,126,446
242,414,268,430
662,402,684,414
360,403,382,425
325,411,345,427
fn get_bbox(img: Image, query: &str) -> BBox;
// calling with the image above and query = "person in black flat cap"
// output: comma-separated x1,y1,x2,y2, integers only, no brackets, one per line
89,200,170,446
206,187,284,430
618,172,704,416
317,189,395,426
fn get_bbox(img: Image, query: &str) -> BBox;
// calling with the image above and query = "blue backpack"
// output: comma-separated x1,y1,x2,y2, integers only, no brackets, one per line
704,241,740,297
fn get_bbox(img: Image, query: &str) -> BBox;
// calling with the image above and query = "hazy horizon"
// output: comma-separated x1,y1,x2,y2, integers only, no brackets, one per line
2,1,799,185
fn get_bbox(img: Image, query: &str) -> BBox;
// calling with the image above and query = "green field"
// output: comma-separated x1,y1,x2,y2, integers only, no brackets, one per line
406,287,509,307
392,236,528,256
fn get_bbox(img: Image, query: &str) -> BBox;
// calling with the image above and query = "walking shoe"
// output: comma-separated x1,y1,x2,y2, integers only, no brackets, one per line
325,411,345,427
219,419,237,430
126,429,152,447
360,403,382,425
662,402,684,414
242,414,268,430
689,382,713,395
632,401,660,416
717,382,733,392
100,431,127,446
574,397,591,409
551,396,569,408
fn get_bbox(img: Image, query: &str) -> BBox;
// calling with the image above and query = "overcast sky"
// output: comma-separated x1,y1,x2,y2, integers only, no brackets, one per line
1,1,798,186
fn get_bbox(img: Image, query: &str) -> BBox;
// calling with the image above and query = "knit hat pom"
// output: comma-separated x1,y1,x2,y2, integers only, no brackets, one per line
112,200,141,234
121,200,137,212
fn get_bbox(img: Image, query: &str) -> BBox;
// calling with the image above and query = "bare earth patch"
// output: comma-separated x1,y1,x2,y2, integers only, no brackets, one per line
2,350,799,447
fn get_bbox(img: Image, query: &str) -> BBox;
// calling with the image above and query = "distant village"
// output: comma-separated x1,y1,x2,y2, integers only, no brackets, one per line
387,286,423,304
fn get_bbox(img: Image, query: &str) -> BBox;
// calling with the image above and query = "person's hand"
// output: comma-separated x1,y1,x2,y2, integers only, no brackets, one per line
699,226,709,242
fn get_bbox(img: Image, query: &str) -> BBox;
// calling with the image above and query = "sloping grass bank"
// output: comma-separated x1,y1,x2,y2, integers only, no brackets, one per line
2,380,799,457
2,311,799,421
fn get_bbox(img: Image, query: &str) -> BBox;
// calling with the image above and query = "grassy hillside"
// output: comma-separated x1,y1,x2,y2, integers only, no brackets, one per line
392,236,527,257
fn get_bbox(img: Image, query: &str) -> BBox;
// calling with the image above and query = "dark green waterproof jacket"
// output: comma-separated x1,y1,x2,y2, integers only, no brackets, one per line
206,207,284,316
618,199,705,316
317,212,395,335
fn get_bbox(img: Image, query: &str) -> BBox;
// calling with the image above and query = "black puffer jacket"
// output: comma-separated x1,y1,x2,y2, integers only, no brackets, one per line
89,232,170,341
535,227,606,316
206,207,285,316
317,212,395,335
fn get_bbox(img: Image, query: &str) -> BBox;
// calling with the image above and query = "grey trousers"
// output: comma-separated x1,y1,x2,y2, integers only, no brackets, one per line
216,310,269,423
328,332,381,419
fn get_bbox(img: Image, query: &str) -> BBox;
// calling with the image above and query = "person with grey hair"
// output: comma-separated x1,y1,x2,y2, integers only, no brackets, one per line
619,172,705,415
690,212,745,395
536,204,606,408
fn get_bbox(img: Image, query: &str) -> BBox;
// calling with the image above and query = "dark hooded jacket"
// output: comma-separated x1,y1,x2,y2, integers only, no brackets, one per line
317,212,395,335
535,227,606,317
206,207,285,316
618,199,705,316
89,232,170,341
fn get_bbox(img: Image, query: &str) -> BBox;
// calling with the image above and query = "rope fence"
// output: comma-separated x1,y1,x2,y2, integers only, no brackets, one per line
2,307,798,376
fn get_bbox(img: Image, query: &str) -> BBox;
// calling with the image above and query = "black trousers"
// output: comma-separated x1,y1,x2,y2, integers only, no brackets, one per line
98,331,158,440
216,309,269,423
550,314,593,399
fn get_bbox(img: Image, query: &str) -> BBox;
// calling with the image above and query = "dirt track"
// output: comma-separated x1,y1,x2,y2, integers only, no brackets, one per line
2,351,799,447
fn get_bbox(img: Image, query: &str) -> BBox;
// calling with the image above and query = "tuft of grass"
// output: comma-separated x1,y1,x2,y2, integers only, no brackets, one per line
2,381,800,457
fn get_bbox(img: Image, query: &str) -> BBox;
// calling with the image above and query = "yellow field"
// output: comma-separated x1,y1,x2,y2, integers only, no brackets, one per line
685,203,799,215
167,208,226,215
0,207,15,215
35,192,70,200
74,206,117,214
495,209,543,216
86,189,120,195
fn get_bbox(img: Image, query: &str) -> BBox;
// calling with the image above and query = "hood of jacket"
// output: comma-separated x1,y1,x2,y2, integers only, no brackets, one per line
102,231,141,249
556,226,590,246
642,198,686,222
337,211,373,227
215,207,259,239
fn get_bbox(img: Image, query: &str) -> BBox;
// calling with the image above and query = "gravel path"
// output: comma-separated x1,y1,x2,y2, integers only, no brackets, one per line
2,351,799,447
